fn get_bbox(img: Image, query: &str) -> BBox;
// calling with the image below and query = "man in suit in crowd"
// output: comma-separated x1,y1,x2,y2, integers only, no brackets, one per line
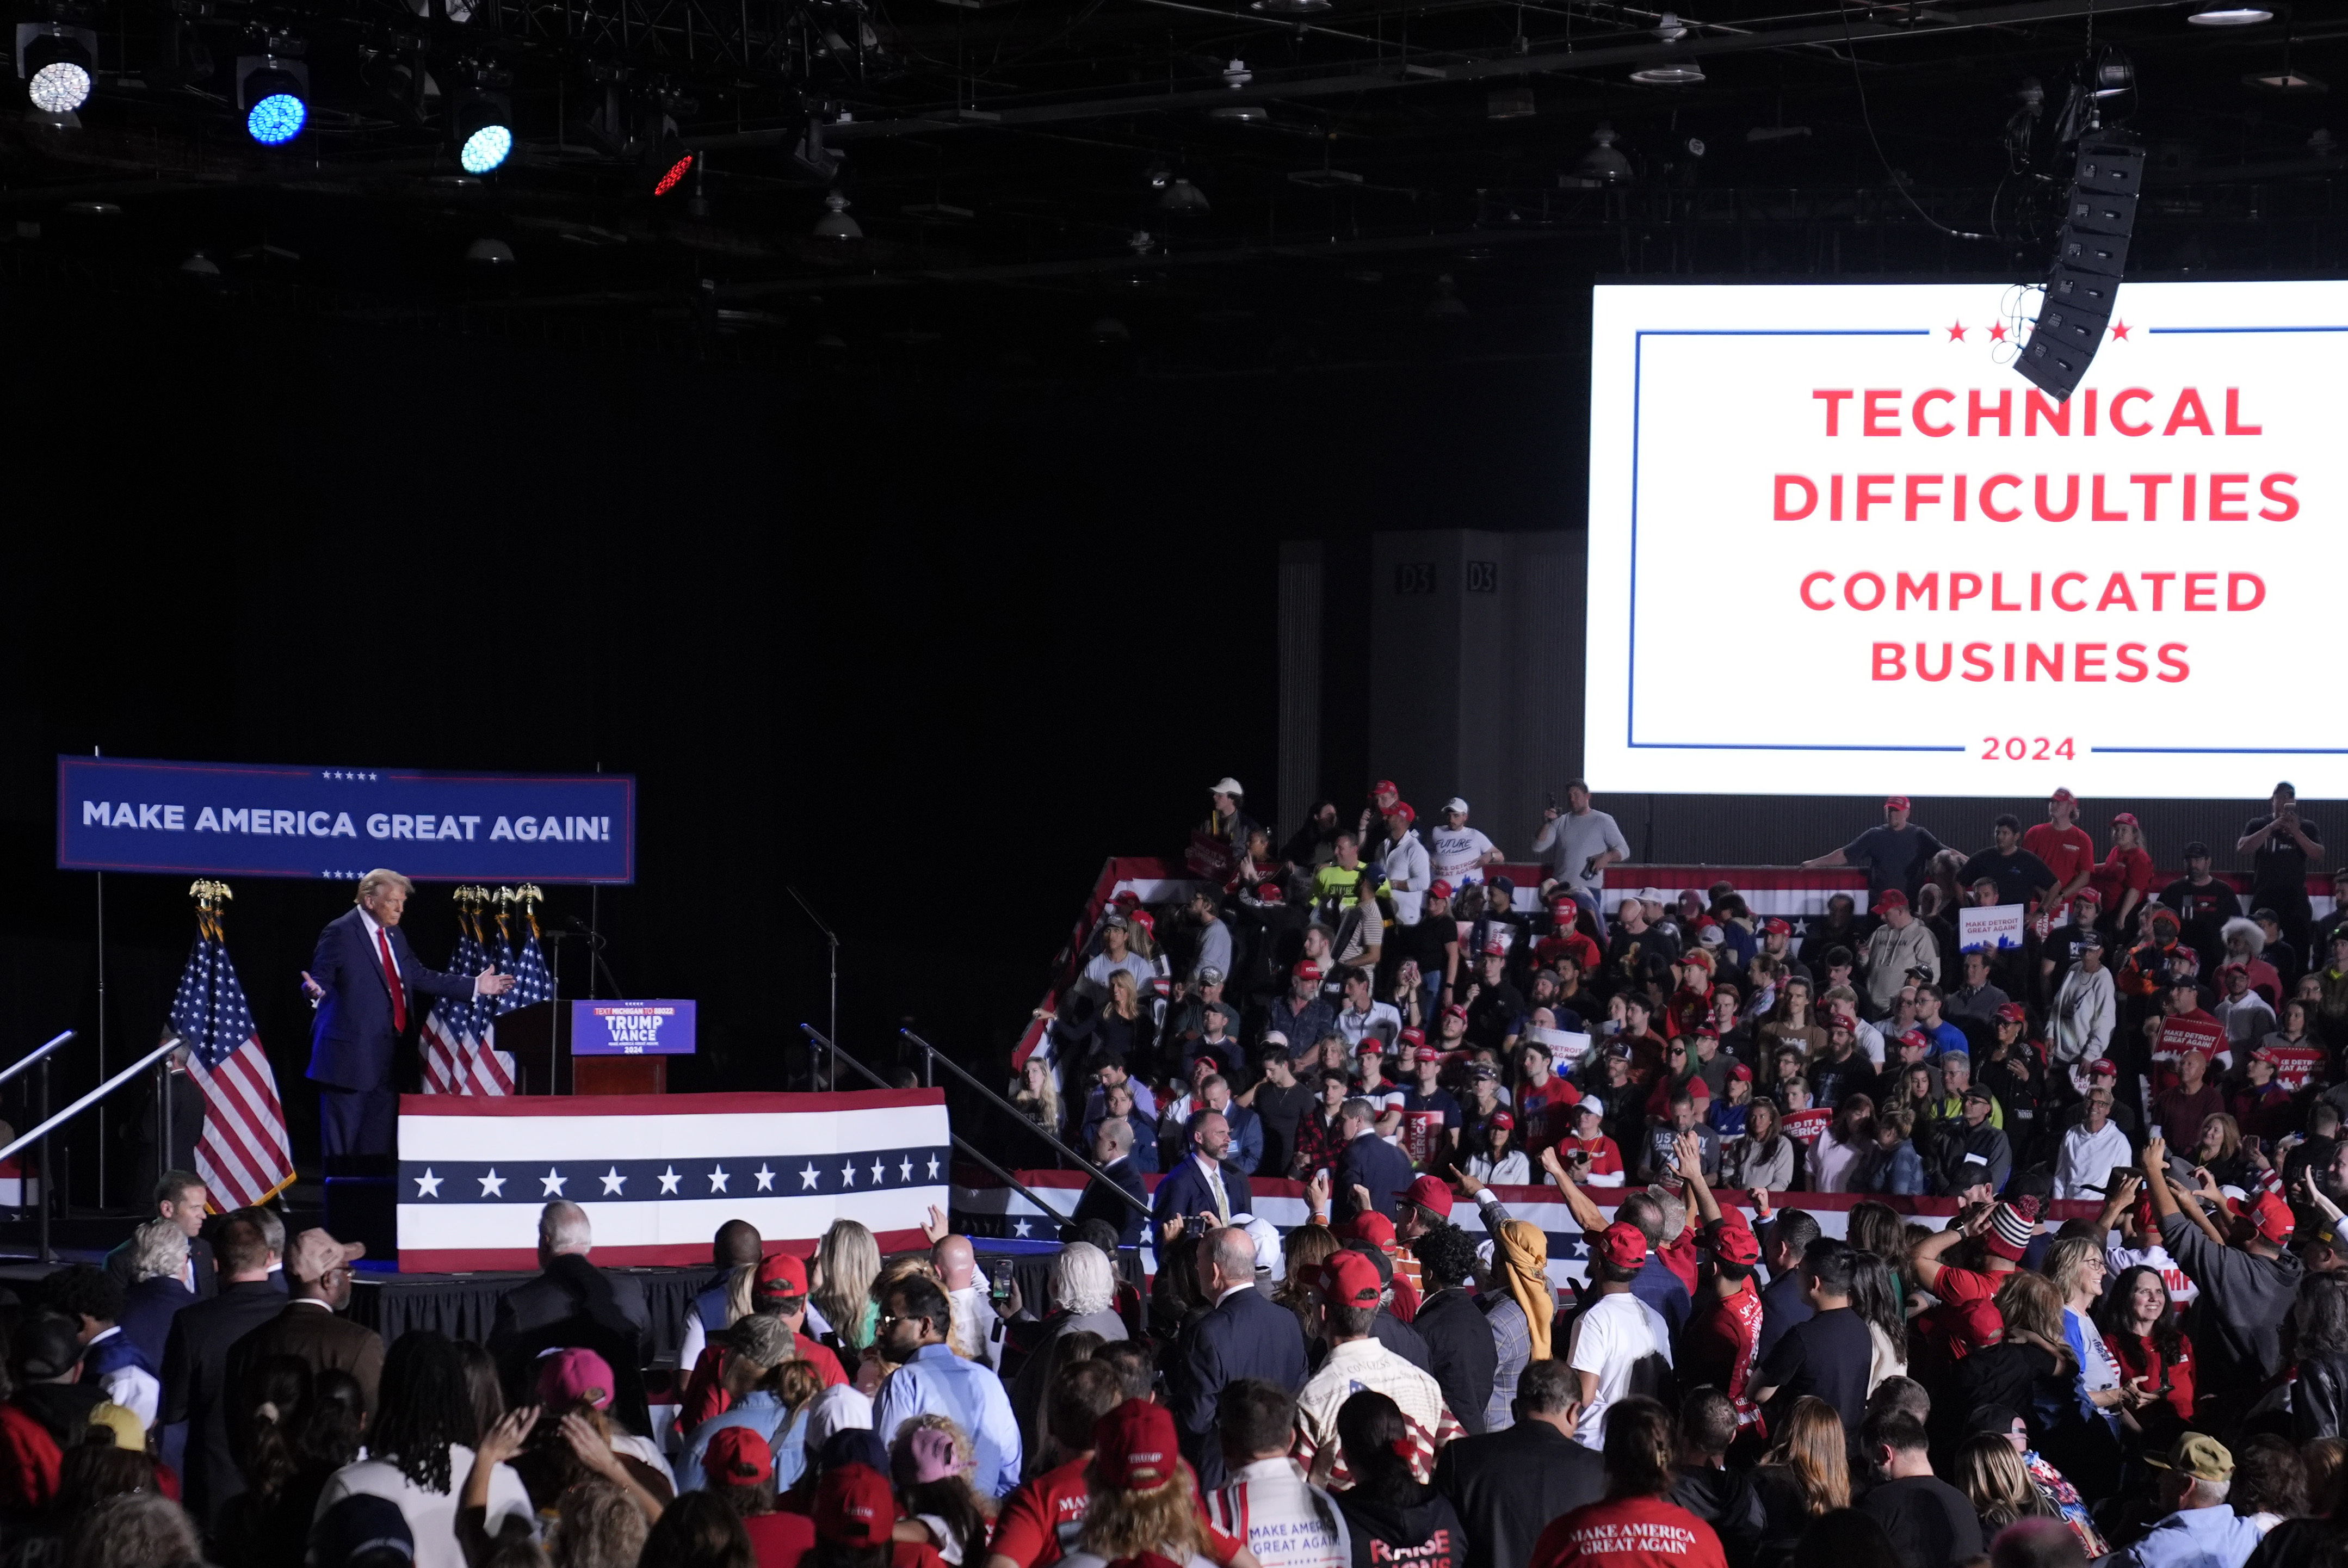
162,1218,293,1530
226,1229,383,1468
1152,1112,1253,1242
300,868,514,1159
489,1201,651,1425
1434,1359,1606,1568
104,1170,217,1300
1067,1118,1150,1249
1333,1098,1416,1224
1172,1225,1308,1490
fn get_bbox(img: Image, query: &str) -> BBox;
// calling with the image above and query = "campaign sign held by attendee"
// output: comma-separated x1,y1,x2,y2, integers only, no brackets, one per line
1958,904,2026,952
57,755,634,882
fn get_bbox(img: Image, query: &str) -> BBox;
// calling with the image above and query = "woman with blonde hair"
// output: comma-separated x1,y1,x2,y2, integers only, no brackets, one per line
1754,1397,1849,1563
810,1221,882,1356
1058,1403,1215,1568
2193,1111,2254,1189
891,1417,996,1565
1953,1433,2053,1536
1012,1057,1064,1143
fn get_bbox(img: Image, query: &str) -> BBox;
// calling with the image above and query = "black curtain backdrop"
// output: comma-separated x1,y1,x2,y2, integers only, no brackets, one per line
0,279,1587,1202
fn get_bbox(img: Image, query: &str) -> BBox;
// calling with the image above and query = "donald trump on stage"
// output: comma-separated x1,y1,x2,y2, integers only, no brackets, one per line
301,869,514,1158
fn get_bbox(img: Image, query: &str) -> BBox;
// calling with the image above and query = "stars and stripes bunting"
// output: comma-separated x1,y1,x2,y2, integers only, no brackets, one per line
396,1088,952,1270
169,903,295,1210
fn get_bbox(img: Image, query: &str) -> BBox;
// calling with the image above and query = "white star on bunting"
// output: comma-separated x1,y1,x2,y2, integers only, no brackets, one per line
871,1159,886,1185
841,1162,857,1187
900,1158,915,1182
755,1165,776,1192
479,1169,506,1197
658,1166,682,1194
415,1169,442,1199
800,1164,821,1191
926,1155,941,1180
708,1166,731,1193
541,1169,567,1196
601,1168,627,1195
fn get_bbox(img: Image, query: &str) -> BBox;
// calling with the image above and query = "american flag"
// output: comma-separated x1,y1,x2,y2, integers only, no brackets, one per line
169,920,296,1209
501,906,557,1016
421,900,513,1097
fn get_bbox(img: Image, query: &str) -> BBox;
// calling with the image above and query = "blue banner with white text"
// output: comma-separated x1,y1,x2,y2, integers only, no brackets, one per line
57,756,634,882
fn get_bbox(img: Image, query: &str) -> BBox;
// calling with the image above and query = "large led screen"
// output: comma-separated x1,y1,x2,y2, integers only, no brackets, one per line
1584,280,2340,798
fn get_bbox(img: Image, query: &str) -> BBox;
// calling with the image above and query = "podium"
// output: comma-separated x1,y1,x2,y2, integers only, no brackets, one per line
491,1000,695,1095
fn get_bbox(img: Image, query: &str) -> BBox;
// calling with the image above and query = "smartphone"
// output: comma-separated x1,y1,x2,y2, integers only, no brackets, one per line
988,1258,1016,1305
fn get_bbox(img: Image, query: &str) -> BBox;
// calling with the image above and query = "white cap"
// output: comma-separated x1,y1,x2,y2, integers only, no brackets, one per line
1444,797,1470,813
1575,1095,1605,1118
1639,887,1667,906
803,1384,875,1447
1211,777,1245,797
1239,1213,1284,1280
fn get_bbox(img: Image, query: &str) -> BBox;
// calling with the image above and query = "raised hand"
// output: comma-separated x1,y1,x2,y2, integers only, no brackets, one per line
477,966,517,996
478,1405,540,1467
301,971,325,1002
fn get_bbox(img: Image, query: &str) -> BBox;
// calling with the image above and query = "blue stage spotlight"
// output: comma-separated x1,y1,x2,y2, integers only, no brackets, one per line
238,49,309,145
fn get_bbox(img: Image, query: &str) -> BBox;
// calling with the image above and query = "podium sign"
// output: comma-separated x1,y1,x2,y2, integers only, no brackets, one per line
571,1001,697,1057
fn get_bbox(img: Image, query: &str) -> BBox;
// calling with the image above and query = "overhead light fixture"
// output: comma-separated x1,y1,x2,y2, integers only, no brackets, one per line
1252,0,1329,15
453,66,513,173
1746,124,1810,143
465,237,515,266
640,85,696,194
238,46,310,145
812,190,863,239
1424,274,1468,322
19,23,96,115
1090,317,1130,347
1575,122,1634,183
1159,176,1210,213
1487,86,1535,120
2246,67,2324,92
1209,59,1265,122
2188,1,2272,21
1631,60,1704,84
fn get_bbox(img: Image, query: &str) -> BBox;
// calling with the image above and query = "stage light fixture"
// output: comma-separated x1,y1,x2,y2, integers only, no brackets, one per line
640,95,696,195
652,147,693,194
453,69,514,174
2188,1,2272,21
238,48,310,145
2016,135,2145,402
21,29,92,113
17,22,98,116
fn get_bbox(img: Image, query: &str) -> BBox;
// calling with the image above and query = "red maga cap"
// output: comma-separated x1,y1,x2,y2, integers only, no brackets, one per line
1319,1249,1385,1308
756,1251,808,1297
1404,1174,1454,1217
1092,1400,1182,1491
814,1465,897,1545
1885,795,1912,810
1597,1221,1648,1270
1713,1223,1760,1267
706,1426,776,1486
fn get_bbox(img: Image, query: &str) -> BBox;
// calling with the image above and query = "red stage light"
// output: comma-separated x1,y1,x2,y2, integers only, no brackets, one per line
653,152,693,196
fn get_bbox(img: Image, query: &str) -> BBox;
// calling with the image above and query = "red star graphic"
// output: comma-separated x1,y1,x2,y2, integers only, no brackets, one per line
1988,322,2008,342
2110,320,2131,340
1947,321,1968,341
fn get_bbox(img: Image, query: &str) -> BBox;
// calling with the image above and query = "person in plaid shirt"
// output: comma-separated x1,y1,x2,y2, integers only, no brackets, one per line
1291,1251,1464,1487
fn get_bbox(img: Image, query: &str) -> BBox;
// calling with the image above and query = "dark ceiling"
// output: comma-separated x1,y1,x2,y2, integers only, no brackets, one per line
2,0,2344,375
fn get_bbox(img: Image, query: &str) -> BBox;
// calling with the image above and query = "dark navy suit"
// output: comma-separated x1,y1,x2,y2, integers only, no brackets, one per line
305,906,478,1157
1151,1153,1252,1236
1173,1284,1307,1488
1068,1156,1151,1249
1333,1129,1416,1223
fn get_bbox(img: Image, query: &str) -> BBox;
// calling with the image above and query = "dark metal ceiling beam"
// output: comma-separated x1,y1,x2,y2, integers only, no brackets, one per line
683,0,2191,145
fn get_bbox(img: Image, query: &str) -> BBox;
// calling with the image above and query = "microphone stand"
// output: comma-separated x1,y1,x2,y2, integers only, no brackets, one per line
787,887,839,1091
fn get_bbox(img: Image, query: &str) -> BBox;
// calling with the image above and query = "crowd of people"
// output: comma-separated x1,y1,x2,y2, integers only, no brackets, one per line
7,775,2348,1568
985,774,2348,1568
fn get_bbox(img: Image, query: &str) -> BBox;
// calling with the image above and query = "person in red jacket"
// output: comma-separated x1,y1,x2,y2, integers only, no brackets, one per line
708,1425,819,1568
1528,1397,1726,1568
2023,789,2098,917
678,1254,848,1438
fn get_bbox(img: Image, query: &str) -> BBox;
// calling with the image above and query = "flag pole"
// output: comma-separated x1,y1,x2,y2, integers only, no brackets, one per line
91,744,103,1214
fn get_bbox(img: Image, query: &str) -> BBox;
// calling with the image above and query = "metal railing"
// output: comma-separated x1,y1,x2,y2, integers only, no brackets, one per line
0,1033,73,1090
795,1026,1115,1227
0,1034,174,1263
898,1028,1151,1219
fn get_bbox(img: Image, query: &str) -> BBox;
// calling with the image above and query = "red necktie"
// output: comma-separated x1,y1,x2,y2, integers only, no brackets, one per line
378,927,408,1032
